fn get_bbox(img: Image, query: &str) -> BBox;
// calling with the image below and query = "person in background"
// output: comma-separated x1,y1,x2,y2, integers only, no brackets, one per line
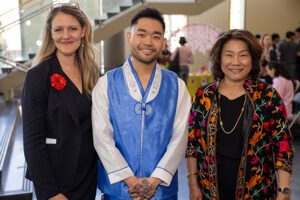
278,31,300,79
295,27,300,44
157,43,171,69
22,3,99,200
267,61,294,119
260,33,273,62
295,27,300,81
259,58,273,85
271,33,280,61
255,34,261,43
186,29,293,200
92,8,191,200
171,36,194,84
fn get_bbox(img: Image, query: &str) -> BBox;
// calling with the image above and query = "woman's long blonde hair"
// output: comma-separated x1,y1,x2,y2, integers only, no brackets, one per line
32,4,99,97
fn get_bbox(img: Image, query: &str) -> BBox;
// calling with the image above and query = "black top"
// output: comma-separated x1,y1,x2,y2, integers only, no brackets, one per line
22,55,98,200
259,74,273,85
216,94,245,200
62,74,97,200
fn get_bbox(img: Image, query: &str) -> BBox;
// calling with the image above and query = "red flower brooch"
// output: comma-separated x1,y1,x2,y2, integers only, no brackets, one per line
50,74,66,90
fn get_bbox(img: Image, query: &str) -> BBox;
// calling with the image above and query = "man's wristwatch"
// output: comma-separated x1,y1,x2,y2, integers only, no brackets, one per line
278,187,292,195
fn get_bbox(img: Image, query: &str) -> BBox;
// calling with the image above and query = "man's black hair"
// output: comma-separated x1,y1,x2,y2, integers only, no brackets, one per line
255,34,261,39
295,27,300,33
131,7,165,32
271,33,280,41
286,31,295,39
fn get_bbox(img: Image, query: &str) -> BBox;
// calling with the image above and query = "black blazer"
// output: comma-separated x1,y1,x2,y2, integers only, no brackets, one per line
22,55,95,199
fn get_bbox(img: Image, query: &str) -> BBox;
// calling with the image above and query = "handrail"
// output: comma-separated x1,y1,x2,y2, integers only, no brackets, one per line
0,55,29,67
0,0,34,17
0,0,61,33
0,56,29,73
0,0,46,29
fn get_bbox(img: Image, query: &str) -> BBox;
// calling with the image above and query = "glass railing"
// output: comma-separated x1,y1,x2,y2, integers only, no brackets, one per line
0,0,102,63
20,0,61,62
0,0,59,63
8,0,144,63
0,55,29,77
0,0,58,34
0,0,195,68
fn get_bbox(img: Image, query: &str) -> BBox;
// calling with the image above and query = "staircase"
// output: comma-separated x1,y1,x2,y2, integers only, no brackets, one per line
0,0,225,95
0,98,33,199
0,56,28,101
93,0,225,43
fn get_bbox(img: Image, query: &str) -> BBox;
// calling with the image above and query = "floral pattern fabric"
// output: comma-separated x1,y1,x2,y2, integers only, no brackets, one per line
186,79,294,200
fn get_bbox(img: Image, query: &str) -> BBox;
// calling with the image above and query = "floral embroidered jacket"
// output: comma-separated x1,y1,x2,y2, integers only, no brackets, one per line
186,79,294,200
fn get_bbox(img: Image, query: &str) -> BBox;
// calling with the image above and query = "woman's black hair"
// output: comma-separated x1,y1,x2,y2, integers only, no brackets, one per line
267,61,292,80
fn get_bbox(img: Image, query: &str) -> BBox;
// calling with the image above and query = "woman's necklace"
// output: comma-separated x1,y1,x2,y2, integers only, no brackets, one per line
218,93,247,135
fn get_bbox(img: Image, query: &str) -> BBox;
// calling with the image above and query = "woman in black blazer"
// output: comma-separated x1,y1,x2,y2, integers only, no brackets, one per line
22,3,99,200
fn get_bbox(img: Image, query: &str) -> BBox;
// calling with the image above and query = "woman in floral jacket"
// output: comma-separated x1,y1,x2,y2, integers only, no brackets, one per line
186,30,294,200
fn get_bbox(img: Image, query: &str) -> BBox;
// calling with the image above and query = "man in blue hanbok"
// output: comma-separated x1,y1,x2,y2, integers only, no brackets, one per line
92,8,191,200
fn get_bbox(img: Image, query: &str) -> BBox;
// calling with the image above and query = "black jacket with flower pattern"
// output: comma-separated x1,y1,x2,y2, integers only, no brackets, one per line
186,79,294,200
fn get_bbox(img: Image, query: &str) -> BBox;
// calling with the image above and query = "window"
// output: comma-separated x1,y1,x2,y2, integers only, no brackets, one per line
0,0,21,59
230,0,245,29
164,15,187,52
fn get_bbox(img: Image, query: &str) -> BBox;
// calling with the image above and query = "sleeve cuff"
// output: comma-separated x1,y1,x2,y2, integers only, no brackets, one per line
185,146,197,158
108,166,134,184
275,159,293,174
151,167,174,187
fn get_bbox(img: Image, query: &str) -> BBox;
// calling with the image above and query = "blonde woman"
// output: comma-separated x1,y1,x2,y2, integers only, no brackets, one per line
22,3,99,200
260,33,273,62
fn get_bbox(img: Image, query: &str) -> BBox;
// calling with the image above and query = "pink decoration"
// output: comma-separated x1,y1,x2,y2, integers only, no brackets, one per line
168,23,221,56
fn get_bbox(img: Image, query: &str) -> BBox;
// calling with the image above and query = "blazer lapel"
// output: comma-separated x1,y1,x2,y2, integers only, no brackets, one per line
50,55,80,126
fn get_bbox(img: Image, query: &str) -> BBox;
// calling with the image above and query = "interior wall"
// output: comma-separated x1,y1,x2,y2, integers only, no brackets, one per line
245,0,300,39
186,0,300,73
122,1,229,72
188,0,230,73
122,0,300,74
125,27,131,59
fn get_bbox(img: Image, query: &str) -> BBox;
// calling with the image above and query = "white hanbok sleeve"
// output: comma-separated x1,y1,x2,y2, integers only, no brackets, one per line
92,74,134,184
151,78,191,186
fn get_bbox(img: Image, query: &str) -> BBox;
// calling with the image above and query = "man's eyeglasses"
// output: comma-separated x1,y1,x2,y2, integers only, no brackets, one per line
51,2,79,10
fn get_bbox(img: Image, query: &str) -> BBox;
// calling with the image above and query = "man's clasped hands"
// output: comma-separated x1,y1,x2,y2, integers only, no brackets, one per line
125,176,161,200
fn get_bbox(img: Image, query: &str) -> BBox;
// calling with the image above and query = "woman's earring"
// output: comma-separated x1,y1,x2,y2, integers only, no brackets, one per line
81,38,84,47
